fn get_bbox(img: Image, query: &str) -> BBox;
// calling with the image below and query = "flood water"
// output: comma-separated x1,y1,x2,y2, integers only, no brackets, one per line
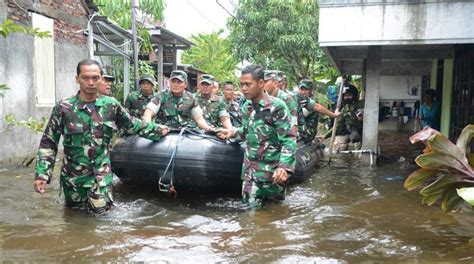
1,147,474,262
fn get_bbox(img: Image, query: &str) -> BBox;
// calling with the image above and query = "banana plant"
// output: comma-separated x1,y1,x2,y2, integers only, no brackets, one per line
404,125,474,212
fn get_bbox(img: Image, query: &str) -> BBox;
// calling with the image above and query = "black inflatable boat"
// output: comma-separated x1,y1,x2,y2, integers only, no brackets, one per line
111,129,324,193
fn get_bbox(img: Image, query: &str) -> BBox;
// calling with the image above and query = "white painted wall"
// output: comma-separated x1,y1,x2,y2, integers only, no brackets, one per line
379,75,422,116
319,1,474,46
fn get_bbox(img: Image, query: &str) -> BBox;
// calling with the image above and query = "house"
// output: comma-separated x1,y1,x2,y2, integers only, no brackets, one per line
0,0,98,161
318,0,474,156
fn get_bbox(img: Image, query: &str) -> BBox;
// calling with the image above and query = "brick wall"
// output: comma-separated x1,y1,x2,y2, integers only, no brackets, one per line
7,0,88,44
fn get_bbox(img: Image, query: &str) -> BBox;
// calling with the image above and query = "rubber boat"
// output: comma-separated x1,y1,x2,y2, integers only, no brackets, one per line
111,129,324,193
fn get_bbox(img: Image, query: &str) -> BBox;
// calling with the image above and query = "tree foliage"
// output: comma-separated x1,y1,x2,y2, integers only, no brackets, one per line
181,30,238,83
93,0,165,52
227,0,336,84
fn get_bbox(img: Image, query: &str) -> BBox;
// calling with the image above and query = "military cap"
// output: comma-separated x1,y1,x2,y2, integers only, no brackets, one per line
276,71,286,82
139,74,156,85
298,79,314,90
200,74,215,85
170,70,188,82
103,74,115,81
264,70,282,81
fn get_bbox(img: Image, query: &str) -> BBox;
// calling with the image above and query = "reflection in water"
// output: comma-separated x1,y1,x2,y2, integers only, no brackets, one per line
1,155,473,262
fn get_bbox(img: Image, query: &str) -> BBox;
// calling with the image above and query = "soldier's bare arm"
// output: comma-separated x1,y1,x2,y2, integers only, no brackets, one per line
314,103,340,118
220,116,233,129
142,108,155,122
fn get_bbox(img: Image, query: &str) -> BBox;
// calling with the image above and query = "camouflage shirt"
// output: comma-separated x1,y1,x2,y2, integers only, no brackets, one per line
295,94,317,142
34,93,164,186
235,93,297,183
336,100,364,135
124,90,159,119
276,89,298,126
146,89,202,129
225,99,242,126
195,93,229,127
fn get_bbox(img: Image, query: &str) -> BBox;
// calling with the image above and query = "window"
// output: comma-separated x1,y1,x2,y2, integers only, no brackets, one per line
32,13,55,106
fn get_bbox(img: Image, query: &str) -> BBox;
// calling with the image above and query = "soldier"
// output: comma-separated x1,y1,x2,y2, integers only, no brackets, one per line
124,74,158,119
333,84,364,150
33,59,169,214
264,70,298,127
217,64,297,209
142,70,213,130
195,75,232,128
223,80,242,126
212,81,222,96
97,74,114,96
297,79,340,143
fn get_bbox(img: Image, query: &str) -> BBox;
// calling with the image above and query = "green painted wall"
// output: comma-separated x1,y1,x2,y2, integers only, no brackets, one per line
441,59,453,136
430,59,437,89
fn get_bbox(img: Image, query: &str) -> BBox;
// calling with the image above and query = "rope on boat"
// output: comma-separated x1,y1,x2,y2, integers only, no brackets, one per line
158,127,186,197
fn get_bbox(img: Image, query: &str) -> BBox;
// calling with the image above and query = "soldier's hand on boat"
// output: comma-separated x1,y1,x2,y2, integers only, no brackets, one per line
34,179,47,194
216,128,235,140
272,168,289,184
158,124,170,136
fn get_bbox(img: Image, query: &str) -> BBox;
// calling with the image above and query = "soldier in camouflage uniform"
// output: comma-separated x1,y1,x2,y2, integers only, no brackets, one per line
223,80,242,126
195,74,232,128
334,84,364,150
142,70,213,130
264,70,298,129
124,75,158,119
33,59,169,214
297,79,340,143
97,74,114,96
217,65,297,209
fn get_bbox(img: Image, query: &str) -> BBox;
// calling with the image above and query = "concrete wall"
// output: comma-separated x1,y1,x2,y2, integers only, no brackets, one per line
0,0,89,162
319,1,474,46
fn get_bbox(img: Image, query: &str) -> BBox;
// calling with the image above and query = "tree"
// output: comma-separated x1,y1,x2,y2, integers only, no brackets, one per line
227,0,336,84
93,0,165,52
181,30,238,83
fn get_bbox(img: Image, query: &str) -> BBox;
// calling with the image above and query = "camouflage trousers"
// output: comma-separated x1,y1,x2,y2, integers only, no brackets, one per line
60,174,114,214
241,180,286,209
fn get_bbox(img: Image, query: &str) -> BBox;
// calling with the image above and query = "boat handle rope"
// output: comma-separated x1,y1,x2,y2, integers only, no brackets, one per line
158,127,186,197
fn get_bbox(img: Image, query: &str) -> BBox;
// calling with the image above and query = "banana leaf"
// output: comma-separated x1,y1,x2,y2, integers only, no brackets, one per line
404,168,439,191
457,187,474,206
404,124,474,212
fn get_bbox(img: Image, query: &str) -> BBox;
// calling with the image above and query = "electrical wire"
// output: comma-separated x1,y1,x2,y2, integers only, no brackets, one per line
184,0,221,28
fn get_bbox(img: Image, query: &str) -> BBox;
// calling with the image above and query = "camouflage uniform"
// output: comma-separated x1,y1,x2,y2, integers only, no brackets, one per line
195,93,229,127
146,89,202,129
335,100,364,150
124,90,159,119
234,93,297,209
34,93,164,213
276,89,298,127
225,99,242,126
297,95,319,143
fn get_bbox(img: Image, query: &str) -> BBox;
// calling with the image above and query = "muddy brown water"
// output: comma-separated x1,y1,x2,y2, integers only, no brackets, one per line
1,135,473,262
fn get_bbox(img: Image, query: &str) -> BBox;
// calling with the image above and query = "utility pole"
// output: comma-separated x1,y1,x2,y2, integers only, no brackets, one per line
131,0,139,90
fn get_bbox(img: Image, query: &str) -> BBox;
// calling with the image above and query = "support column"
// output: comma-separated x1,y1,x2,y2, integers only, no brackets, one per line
87,17,94,59
362,46,381,160
123,42,131,103
157,43,164,91
440,59,453,136
172,45,177,70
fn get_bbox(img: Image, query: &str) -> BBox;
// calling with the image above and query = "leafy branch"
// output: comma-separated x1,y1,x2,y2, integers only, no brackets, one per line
1,114,47,134
0,19,51,38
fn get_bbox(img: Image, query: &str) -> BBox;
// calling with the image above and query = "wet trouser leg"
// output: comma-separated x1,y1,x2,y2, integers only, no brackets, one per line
61,176,114,214
241,180,286,209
